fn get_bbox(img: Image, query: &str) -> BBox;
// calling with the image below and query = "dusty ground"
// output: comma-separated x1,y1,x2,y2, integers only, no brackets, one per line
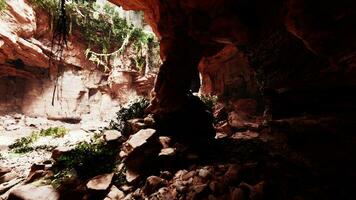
0,113,105,178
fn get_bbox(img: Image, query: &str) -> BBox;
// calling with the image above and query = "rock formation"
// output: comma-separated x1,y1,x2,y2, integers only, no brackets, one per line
110,0,356,117
0,0,156,121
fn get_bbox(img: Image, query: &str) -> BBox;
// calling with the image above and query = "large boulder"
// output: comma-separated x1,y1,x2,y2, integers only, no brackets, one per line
7,184,59,200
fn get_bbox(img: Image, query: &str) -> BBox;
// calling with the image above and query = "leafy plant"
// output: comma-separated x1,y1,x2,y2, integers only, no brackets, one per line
109,97,149,134
9,133,40,153
39,127,68,138
199,94,218,111
54,140,119,179
29,0,161,72
0,0,6,12
9,127,68,153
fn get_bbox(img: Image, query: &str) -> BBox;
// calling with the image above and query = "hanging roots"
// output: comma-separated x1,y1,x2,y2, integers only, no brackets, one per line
50,0,68,106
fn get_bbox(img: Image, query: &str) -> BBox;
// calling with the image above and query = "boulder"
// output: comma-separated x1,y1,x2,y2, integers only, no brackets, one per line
142,176,168,196
0,172,19,184
103,130,122,142
0,167,11,177
86,173,114,191
122,128,157,155
7,184,59,200
158,148,176,156
51,146,75,161
127,118,146,135
104,185,125,200
125,169,140,184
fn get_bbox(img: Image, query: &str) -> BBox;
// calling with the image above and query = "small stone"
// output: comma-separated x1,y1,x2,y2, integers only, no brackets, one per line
86,173,114,190
51,146,74,161
192,183,208,194
174,170,188,180
106,185,125,200
232,131,259,140
125,169,140,184
159,171,173,180
182,170,196,181
228,112,247,128
143,115,155,126
198,168,211,179
127,118,146,134
119,151,128,158
43,160,53,165
5,124,20,131
192,175,205,185
175,185,187,193
117,163,125,172
158,136,171,148
103,130,122,142
24,170,45,184
159,148,176,156
153,187,175,200
142,176,168,196
215,121,232,136
120,185,133,193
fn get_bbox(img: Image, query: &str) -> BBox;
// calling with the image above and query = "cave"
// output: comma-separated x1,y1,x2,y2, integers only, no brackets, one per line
1,0,356,199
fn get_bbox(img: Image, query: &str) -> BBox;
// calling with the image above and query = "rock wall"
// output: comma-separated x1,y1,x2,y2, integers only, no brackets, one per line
0,0,155,121
110,0,356,118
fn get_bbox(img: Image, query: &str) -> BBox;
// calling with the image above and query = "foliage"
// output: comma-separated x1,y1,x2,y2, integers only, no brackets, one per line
29,0,160,72
9,133,40,153
0,0,6,12
9,127,68,153
54,140,119,179
199,94,218,111
109,97,149,134
39,127,68,138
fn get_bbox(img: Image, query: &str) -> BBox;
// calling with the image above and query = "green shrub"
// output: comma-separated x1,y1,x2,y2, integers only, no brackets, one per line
39,127,68,138
0,0,7,12
29,0,160,71
9,133,40,153
9,127,68,153
54,140,119,179
109,98,149,134
199,94,218,111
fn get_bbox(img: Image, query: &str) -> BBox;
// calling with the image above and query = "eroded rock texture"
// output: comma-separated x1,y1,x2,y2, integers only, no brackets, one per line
108,1,356,199
111,0,356,118
0,0,155,120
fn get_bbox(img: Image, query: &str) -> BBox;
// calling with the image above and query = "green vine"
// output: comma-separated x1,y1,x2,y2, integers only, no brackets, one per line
0,0,7,12
29,0,160,72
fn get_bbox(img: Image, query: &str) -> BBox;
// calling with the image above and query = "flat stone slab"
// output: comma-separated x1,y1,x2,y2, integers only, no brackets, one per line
86,173,114,191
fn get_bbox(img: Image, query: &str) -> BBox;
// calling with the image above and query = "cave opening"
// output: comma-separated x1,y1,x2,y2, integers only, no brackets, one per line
1,0,356,199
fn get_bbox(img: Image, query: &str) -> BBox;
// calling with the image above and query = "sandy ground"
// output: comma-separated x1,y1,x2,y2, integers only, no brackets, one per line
0,114,104,178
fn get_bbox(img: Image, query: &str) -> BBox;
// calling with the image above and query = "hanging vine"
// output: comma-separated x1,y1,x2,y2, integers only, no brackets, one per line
30,0,161,73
